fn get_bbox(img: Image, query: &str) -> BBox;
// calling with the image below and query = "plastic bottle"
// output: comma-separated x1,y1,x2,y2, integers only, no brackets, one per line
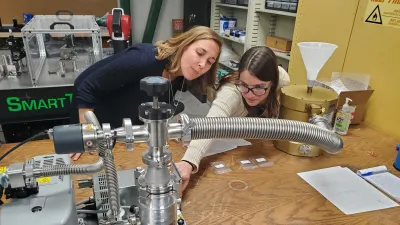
333,98,356,135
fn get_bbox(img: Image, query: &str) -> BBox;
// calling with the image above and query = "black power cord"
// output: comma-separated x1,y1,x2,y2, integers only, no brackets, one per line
0,130,50,162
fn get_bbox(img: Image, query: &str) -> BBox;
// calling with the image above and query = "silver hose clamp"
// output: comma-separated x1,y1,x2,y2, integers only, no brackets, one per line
123,118,134,151
309,115,332,131
102,123,113,149
142,150,172,168
24,158,37,188
177,114,195,147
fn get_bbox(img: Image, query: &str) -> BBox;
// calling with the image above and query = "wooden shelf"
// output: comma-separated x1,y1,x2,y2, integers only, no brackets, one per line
217,3,248,10
256,8,296,17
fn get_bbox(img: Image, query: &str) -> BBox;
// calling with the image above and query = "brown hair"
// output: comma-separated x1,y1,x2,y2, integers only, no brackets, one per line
219,46,280,118
155,26,223,95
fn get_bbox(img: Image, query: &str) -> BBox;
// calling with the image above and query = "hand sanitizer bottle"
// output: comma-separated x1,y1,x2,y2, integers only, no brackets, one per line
333,98,356,135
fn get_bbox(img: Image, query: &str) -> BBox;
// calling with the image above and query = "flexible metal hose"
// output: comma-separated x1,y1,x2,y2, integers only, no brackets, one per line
98,141,121,219
33,158,104,177
189,117,343,154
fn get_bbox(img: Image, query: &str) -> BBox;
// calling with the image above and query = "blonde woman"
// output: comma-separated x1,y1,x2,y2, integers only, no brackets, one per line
71,26,222,160
176,46,290,190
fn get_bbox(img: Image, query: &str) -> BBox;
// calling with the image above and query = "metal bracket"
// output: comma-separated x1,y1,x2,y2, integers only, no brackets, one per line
123,118,134,151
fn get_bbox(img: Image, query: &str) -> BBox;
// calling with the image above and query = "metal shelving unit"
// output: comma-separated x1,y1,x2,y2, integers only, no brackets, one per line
211,0,298,71
219,34,245,45
256,8,297,17
217,3,248,10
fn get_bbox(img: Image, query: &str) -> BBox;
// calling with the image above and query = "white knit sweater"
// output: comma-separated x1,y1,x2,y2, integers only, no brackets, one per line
181,66,290,173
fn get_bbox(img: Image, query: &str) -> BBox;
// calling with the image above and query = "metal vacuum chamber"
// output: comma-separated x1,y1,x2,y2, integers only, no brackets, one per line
273,84,338,156
19,14,103,87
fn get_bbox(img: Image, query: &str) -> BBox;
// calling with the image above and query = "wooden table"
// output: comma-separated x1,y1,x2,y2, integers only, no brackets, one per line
1,125,400,224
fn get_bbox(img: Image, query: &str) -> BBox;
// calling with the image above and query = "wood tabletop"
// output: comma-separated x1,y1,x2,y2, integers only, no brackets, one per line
1,124,400,224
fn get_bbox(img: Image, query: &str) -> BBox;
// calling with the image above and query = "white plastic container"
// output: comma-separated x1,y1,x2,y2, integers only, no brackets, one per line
219,18,229,35
333,97,356,135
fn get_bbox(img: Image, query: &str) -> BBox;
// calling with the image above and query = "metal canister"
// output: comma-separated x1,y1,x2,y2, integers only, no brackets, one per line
273,84,338,157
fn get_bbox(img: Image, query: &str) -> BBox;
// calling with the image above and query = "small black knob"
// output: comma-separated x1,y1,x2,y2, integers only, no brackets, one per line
177,218,185,225
129,205,137,213
140,76,169,97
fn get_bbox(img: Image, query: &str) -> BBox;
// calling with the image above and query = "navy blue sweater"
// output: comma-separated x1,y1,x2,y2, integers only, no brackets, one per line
73,43,184,127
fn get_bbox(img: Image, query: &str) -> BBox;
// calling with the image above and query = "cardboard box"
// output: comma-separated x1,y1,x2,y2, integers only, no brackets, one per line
266,36,292,52
336,87,374,124
172,19,183,37
315,79,374,125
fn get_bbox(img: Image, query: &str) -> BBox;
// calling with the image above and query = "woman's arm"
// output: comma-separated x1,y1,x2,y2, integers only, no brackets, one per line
278,66,290,88
181,84,247,173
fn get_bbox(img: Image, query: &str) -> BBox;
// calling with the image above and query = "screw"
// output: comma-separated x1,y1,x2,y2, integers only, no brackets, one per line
145,110,149,115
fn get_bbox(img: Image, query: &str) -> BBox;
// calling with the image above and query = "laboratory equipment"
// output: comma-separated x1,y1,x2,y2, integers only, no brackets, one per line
0,76,343,225
274,42,339,157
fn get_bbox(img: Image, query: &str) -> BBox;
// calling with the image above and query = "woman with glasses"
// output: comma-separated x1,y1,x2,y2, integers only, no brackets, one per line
175,46,290,191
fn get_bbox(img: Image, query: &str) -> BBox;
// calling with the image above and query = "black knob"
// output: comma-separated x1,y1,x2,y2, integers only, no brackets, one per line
140,76,169,97
177,218,185,225
129,205,137,214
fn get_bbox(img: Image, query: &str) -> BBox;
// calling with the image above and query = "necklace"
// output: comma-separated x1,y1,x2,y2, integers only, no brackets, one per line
168,73,185,113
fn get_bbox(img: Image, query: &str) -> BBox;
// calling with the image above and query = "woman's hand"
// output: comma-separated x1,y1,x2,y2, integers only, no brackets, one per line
69,152,95,161
175,161,194,191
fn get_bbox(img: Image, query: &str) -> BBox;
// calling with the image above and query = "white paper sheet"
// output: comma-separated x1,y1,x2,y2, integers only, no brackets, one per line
298,166,399,215
203,139,252,157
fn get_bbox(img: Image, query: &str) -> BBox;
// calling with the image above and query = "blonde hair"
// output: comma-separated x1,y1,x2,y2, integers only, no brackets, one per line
155,26,223,94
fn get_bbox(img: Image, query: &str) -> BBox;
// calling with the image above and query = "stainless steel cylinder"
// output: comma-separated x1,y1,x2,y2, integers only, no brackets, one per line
147,120,168,159
138,189,177,225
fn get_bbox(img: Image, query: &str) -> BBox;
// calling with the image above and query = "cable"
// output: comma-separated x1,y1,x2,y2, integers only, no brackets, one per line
76,198,91,206
0,130,49,162
76,209,108,214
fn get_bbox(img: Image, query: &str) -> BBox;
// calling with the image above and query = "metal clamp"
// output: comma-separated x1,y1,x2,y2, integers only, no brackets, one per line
123,118,134,151
7,163,25,188
102,123,113,149
307,103,325,116
24,159,36,188
177,114,195,147
309,115,332,131
142,150,172,168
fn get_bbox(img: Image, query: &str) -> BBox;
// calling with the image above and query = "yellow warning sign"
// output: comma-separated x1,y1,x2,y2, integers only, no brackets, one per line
0,166,6,174
364,0,400,29
37,177,51,184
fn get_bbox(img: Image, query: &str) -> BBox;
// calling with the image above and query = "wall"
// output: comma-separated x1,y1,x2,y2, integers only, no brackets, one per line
289,0,360,83
290,0,400,139
131,0,183,44
342,0,400,138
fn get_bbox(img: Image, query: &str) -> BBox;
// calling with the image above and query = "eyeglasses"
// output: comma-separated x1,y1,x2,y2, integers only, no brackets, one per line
235,81,269,96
